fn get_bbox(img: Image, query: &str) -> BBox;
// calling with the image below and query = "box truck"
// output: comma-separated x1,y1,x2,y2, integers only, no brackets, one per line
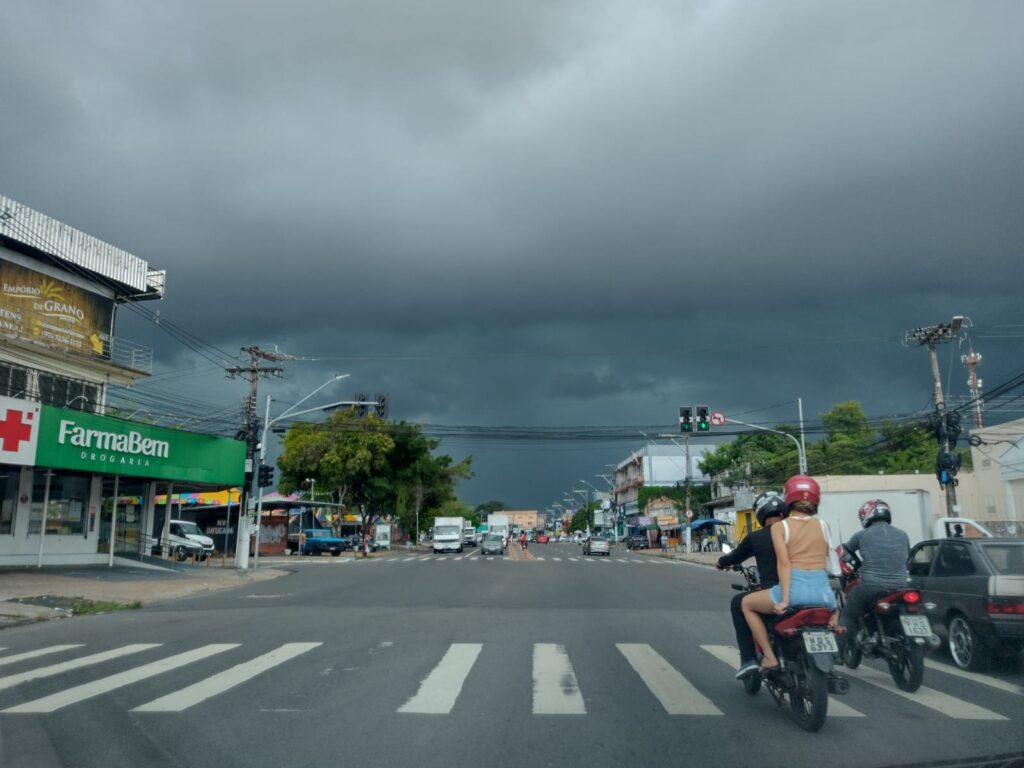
487,513,510,549
433,516,465,554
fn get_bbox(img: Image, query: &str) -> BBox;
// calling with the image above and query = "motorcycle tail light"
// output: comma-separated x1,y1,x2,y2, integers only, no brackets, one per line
903,591,921,605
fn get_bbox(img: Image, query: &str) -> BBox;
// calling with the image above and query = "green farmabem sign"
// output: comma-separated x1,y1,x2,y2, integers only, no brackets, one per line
35,405,245,485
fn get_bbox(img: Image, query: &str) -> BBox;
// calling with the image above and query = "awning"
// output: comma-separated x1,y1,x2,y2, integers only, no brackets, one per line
691,518,729,530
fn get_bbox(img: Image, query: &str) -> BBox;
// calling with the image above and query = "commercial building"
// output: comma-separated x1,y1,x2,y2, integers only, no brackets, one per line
0,195,244,566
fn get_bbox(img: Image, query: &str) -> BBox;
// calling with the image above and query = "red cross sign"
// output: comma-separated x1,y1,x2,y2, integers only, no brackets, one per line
0,398,41,465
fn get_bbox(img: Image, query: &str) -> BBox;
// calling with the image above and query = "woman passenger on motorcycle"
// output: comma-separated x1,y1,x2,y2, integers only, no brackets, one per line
741,475,837,672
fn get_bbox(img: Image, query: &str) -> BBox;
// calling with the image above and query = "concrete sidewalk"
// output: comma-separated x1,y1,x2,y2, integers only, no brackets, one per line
0,563,288,626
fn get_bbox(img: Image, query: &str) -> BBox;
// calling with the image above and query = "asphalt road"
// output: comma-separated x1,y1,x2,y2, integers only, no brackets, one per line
0,542,1022,768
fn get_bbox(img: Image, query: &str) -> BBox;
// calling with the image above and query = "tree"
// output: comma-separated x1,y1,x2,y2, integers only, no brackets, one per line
277,411,472,548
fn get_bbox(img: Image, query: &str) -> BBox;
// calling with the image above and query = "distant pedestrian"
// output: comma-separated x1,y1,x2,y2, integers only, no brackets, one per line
717,530,727,551
660,533,668,553
519,531,528,551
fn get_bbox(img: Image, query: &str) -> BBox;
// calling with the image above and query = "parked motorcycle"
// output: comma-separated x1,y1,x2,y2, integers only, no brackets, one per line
731,564,849,732
837,550,939,692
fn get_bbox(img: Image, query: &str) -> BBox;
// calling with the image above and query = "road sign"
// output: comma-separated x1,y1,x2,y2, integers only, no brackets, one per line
710,411,726,427
685,510,693,520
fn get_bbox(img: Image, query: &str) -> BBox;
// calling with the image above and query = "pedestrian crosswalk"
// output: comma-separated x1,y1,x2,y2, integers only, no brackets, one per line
0,641,1017,720
335,553,689,565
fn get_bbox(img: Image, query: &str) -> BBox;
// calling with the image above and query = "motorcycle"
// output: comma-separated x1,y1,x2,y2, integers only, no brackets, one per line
731,563,849,732
837,549,939,692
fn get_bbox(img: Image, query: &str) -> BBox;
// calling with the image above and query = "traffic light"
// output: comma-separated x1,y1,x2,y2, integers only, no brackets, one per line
696,405,710,432
258,463,274,488
679,406,693,433
355,392,369,418
374,392,388,418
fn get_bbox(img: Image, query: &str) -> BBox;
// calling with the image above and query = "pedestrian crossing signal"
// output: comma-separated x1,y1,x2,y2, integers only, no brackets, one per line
696,405,710,432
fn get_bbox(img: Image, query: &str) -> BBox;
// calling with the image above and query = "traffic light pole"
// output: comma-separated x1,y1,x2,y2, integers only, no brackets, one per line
726,418,808,475
245,375,351,569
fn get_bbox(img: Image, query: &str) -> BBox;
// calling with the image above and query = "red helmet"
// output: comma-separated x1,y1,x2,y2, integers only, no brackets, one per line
783,475,820,509
857,499,892,528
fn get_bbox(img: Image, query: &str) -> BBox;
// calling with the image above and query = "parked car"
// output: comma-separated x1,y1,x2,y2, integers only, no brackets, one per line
169,520,215,560
626,531,649,550
480,533,504,556
301,529,349,556
583,535,611,556
907,537,1024,670
165,531,205,562
536,533,549,544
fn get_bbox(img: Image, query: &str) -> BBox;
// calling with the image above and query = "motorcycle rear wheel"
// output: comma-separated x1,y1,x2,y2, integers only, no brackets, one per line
789,654,828,732
888,641,925,692
743,672,761,695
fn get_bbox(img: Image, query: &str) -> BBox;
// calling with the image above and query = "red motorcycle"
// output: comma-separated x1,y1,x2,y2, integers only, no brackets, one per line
837,549,939,692
732,564,849,732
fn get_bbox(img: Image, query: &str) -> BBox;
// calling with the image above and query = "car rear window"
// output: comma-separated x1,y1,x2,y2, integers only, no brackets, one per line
981,543,1024,575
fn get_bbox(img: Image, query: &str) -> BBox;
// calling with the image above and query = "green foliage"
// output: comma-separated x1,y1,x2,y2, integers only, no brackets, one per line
277,411,472,539
568,505,594,533
637,484,711,513
699,400,943,485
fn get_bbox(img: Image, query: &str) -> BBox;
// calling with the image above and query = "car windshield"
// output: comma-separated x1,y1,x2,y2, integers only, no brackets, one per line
981,543,1024,575
435,525,460,536
176,522,202,536
308,530,331,539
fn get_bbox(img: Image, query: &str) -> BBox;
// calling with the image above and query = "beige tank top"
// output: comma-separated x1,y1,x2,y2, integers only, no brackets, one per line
780,515,828,570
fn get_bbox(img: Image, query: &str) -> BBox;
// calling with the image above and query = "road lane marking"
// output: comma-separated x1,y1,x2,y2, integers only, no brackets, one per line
133,643,321,712
534,557,545,561
3,645,238,713
533,644,586,715
553,558,562,562
569,558,579,562
0,644,161,692
418,556,432,561
617,644,721,716
845,664,1009,720
0,646,83,668
924,660,1024,696
699,645,863,717
631,559,646,563
403,557,418,562
398,644,482,714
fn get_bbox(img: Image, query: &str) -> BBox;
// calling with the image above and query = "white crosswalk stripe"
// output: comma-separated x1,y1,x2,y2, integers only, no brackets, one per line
134,643,321,712
0,645,84,668
0,644,161,692
924,660,1024,696
618,644,721,715
699,645,864,717
398,644,482,714
533,644,585,715
4,645,238,713
845,663,1010,720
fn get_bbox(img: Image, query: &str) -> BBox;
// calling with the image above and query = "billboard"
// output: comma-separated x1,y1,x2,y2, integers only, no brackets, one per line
0,258,114,359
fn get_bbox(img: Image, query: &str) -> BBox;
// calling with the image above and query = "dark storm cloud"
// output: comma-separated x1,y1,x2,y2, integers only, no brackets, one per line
2,1,1022,506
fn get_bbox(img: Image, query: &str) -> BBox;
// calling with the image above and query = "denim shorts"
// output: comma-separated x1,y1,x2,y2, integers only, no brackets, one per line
769,568,835,609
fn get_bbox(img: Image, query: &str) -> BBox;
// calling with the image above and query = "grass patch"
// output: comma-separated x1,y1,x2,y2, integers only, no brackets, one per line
12,595,142,615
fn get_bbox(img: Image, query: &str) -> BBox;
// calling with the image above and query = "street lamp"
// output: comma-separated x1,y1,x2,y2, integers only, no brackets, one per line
246,374,350,569
722,418,808,475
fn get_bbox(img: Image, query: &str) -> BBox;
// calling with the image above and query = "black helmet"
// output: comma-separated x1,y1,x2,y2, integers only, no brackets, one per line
754,491,786,526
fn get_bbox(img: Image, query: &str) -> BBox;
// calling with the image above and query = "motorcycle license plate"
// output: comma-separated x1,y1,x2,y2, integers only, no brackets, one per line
900,615,932,637
802,631,838,654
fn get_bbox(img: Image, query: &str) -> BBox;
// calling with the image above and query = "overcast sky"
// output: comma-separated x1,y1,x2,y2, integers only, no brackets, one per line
2,1,1022,509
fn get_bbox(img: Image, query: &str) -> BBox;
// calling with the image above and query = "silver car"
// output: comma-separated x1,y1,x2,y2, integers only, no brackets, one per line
583,535,610,556
481,533,505,556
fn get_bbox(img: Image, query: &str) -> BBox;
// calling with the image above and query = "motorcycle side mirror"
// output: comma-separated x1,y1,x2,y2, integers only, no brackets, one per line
720,543,732,555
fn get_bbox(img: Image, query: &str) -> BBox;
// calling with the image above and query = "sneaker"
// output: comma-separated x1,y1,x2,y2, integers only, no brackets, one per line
735,660,759,679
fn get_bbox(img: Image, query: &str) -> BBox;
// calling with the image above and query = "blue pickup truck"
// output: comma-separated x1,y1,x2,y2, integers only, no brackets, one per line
300,529,350,556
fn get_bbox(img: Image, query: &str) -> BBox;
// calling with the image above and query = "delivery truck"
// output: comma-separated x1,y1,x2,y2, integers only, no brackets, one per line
487,513,510,549
433,516,466,554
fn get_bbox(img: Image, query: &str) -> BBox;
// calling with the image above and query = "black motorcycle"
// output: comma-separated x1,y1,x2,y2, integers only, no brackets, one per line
731,563,849,732
838,550,939,692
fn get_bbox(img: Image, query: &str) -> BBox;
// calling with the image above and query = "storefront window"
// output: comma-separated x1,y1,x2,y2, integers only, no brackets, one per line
0,468,17,534
29,470,90,536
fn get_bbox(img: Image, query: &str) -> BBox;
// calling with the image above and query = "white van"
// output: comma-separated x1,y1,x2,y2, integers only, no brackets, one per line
169,520,215,560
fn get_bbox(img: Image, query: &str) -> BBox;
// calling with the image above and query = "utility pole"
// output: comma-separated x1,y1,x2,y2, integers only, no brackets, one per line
904,317,964,517
226,346,287,568
962,344,984,430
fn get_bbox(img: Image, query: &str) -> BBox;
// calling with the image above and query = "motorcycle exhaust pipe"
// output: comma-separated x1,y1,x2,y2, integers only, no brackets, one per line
827,675,850,695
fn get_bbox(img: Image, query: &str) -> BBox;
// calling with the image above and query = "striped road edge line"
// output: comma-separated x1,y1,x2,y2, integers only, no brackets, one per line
134,643,322,712
699,645,864,717
398,644,482,714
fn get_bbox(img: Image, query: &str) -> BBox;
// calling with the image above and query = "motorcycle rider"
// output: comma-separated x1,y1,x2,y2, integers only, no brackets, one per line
837,499,911,654
717,490,787,679
741,474,837,672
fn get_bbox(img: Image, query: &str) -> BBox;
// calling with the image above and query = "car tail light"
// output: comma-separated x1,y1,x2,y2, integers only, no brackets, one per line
985,598,1024,616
